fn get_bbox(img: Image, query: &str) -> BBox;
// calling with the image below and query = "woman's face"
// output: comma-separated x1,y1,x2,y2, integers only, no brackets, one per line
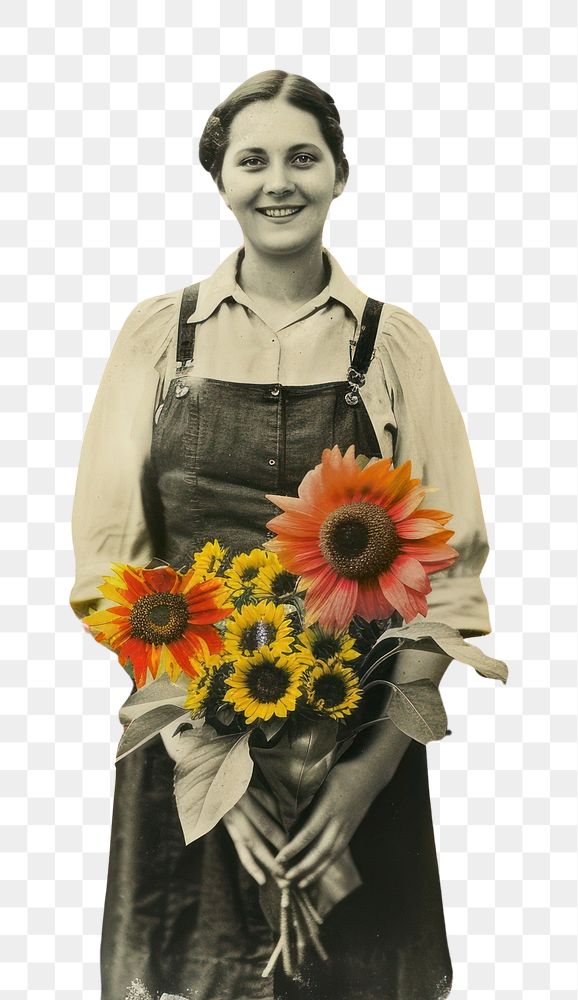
219,97,345,256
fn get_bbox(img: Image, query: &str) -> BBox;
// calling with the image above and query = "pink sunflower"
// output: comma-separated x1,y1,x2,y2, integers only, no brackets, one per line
264,444,459,630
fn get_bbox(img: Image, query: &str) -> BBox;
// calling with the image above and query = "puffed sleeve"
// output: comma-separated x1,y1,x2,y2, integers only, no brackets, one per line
69,291,180,622
376,305,492,638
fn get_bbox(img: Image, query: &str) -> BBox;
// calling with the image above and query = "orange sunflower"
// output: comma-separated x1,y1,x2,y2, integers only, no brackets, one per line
264,444,459,630
83,562,234,688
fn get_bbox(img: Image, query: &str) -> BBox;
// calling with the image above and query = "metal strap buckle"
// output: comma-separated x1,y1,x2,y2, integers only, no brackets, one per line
347,366,366,387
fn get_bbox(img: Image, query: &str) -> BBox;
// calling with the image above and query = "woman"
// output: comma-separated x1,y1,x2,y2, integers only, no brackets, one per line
70,71,492,1000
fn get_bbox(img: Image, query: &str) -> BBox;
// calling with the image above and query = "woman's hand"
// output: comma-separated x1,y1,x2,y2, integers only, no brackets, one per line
271,757,386,890
222,782,289,887
273,720,414,890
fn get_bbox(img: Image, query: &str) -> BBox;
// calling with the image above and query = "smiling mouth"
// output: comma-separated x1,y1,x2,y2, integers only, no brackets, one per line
256,206,305,218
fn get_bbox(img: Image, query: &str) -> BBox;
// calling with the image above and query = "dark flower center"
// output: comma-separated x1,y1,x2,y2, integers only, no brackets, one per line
270,571,297,597
131,592,189,645
241,620,276,653
246,661,290,703
241,566,260,582
319,501,399,580
312,635,340,659
313,673,347,708
205,664,233,716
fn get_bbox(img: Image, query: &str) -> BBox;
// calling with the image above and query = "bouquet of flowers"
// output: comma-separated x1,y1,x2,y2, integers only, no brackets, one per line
82,445,508,981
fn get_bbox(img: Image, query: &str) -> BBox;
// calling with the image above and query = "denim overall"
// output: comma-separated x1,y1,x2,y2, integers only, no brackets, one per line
101,284,453,1000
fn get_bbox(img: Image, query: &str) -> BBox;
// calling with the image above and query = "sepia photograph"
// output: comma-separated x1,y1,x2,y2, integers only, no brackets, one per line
1,4,576,1000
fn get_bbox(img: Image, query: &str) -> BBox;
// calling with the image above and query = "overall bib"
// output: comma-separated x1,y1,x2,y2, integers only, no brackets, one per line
101,286,453,1000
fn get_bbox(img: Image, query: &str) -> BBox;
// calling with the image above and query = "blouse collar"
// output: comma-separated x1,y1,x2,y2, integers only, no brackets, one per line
184,244,369,330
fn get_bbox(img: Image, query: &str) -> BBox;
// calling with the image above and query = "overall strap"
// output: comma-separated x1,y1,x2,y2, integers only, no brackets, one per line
176,282,201,367
345,296,386,406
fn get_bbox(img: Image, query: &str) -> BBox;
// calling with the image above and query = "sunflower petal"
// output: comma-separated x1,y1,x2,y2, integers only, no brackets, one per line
97,582,136,607
389,554,431,593
141,565,181,592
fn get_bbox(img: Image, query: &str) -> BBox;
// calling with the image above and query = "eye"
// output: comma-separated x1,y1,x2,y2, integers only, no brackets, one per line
239,153,317,168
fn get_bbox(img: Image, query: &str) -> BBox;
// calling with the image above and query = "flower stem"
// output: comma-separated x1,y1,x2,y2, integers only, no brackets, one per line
261,936,283,978
362,679,394,693
293,891,329,960
359,637,406,685
261,886,328,979
280,887,293,976
298,888,323,925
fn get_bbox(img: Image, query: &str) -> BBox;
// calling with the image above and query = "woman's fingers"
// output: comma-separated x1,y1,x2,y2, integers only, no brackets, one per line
223,799,287,885
282,823,340,885
224,785,349,891
290,836,345,888
274,809,326,868
222,810,267,885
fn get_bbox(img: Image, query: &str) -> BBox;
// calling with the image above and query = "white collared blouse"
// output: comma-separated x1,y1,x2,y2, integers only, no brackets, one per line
69,245,492,639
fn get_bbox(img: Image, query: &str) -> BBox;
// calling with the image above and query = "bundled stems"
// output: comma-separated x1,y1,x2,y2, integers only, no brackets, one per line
293,891,328,959
261,885,328,979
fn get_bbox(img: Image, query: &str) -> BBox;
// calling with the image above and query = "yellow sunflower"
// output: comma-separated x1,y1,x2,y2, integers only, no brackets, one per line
189,539,228,582
296,623,361,664
223,600,294,659
223,549,270,601
183,653,233,718
252,551,299,601
303,657,363,720
223,648,308,724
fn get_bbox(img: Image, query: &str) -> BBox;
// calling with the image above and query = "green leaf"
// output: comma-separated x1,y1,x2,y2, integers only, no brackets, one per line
375,621,509,684
215,703,236,727
116,705,194,760
160,724,254,845
258,716,287,742
115,673,194,761
118,672,190,728
385,678,448,744
251,714,340,832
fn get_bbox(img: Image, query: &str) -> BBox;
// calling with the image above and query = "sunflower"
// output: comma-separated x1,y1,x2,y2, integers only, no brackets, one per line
82,562,234,689
223,648,308,725
296,622,361,664
303,657,363,720
189,539,228,582
252,551,299,601
223,600,294,659
223,549,270,601
264,444,459,630
183,653,234,719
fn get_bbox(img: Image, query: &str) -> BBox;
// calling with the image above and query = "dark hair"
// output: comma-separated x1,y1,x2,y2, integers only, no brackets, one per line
198,70,349,193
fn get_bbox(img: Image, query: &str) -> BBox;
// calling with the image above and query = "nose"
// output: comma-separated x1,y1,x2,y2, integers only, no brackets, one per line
263,159,295,197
